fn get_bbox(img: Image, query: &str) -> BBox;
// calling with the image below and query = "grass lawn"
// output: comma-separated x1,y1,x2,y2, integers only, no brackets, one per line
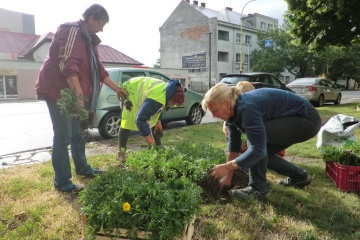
0,103,360,239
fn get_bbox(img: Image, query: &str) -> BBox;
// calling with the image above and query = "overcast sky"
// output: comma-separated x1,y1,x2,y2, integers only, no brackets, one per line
1,0,288,66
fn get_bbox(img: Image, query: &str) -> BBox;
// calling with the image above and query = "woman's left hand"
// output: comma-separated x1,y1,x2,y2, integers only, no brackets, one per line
211,163,231,179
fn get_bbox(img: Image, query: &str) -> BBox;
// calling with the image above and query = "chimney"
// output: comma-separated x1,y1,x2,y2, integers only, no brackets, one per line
226,7,232,11
186,0,190,3
193,1,198,5
201,2,206,7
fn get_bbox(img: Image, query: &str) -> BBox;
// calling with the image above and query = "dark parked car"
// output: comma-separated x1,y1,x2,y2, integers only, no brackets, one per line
218,72,294,93
286,77,342,107
94,68,205,139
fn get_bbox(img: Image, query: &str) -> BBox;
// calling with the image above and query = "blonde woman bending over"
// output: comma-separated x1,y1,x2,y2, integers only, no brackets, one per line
202,84,321,201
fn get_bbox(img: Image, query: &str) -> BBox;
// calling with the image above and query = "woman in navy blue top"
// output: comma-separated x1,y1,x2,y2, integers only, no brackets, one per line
202,84,321,200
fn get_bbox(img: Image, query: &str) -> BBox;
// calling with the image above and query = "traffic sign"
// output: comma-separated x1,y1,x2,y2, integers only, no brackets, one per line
265,39,272,48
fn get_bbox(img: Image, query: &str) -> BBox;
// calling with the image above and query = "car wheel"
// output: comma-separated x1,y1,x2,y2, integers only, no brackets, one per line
186,105,203,125
316,94,324,107
98,111,121,139
334,94,341,105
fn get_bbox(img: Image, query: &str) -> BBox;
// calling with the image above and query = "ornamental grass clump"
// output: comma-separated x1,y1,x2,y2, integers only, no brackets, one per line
80,168,202,240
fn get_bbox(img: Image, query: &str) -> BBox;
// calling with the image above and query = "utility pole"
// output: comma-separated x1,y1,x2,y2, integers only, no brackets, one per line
240,0,256,73
207,32,212,90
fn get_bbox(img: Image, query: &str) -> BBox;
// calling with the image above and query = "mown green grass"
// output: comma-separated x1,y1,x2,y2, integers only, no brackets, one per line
0,103,359,239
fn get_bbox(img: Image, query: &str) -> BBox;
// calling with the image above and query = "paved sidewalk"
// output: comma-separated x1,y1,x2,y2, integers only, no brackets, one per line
0,140,119,170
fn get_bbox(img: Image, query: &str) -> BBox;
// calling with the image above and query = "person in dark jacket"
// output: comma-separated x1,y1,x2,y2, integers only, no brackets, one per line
201,84,321,200
34,4,127,193
117,77,185,161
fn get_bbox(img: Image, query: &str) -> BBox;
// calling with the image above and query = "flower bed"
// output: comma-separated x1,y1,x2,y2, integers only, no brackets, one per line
80,143,225,240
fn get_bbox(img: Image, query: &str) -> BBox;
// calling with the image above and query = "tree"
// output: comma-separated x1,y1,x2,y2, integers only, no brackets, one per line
327,44,360,88
285,0,360,49
251,28,315,78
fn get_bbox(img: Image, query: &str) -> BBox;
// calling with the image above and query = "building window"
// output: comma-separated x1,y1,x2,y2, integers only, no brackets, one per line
236,33,241,44
285,76,290,83
261,22,266,29
0,76,18,99
218,51,229,62
235,53,240,63
268,24,273,30
245,35,251,44
218,30,229,41
244,54,249,64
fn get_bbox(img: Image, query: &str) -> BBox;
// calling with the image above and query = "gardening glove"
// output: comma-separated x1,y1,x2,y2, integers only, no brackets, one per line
145,135,155,145
155,121,162,132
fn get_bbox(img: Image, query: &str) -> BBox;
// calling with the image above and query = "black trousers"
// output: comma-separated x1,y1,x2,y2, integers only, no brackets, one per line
249,106,322,192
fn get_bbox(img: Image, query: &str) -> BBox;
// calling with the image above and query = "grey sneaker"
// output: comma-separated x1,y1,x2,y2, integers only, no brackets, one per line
278,173,312,189
230,186,268,201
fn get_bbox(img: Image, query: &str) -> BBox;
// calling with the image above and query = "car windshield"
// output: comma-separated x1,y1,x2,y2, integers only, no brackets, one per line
291,78,317,85
219,76,251,84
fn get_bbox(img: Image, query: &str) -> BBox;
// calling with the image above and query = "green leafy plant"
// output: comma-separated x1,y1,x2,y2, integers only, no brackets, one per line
320,145,360,166
56,88,95,131
125,142,225,183
79,142,224,239
119,81,135,111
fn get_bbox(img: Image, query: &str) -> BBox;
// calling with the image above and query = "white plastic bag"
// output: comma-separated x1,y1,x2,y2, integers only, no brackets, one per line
316,114,360,149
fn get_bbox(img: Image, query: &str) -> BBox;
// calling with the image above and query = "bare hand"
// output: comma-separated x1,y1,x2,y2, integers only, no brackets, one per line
211,163,230,179
219,174,232,186
116,87,128,100
222,122,228,138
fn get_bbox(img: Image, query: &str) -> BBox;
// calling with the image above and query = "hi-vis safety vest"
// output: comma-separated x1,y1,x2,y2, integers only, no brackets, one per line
121,77,166,131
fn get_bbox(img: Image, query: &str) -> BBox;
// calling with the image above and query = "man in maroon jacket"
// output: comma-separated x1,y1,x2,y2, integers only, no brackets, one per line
35,4,127,193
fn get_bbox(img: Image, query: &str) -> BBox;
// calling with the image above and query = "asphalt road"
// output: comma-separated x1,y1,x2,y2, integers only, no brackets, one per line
1,90,359,156
0,100,221,156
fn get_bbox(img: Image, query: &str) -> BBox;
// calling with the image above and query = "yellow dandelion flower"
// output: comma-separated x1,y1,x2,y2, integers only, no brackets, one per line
123,202,131,212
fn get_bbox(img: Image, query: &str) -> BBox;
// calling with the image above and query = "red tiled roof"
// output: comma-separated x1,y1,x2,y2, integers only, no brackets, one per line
98,45,143,65
0,31,39,59
0,31,143,65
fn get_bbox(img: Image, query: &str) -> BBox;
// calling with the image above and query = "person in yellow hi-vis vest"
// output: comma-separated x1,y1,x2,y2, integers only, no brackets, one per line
118,77,185,161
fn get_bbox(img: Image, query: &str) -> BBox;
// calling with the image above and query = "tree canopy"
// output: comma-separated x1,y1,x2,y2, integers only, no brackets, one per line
284,0,360,49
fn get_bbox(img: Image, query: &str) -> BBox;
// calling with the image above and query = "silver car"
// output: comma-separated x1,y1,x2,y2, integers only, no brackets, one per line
286,77,342,107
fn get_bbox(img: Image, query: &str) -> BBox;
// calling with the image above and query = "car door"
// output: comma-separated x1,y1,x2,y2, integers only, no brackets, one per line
322,80,337,101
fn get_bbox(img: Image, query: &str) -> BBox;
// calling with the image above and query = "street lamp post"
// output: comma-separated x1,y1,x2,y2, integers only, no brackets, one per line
206,32,212,90
240,0,255,73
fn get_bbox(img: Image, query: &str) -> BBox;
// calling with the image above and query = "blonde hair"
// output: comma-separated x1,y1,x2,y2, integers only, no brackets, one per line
236,81,255,93
201,81,254,111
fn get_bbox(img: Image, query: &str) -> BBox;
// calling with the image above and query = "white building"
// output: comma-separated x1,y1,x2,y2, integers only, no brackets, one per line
160,0,288,92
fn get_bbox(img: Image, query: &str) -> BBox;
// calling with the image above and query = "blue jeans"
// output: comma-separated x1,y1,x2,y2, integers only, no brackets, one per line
249,106,322,192
46,100,92,189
